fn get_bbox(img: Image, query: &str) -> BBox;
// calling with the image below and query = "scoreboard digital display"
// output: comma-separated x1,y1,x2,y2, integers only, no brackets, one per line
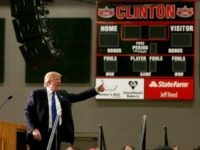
95,0,195,100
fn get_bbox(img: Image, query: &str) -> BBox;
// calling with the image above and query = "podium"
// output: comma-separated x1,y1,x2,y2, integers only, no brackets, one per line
0,121,27,150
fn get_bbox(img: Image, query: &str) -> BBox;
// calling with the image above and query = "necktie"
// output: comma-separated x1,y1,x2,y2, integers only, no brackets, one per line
51,92,57,126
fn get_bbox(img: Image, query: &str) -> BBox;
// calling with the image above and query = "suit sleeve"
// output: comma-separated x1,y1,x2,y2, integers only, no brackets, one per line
60,88,98,103
24,91,38,131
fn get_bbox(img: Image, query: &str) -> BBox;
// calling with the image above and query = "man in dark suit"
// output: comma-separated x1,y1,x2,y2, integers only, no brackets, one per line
24,71,104,150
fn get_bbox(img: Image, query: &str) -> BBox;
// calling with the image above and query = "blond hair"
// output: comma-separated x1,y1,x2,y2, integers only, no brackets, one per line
43,71,61,87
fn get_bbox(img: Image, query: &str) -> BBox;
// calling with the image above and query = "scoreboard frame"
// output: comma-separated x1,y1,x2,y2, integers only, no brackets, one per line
95,0,195,101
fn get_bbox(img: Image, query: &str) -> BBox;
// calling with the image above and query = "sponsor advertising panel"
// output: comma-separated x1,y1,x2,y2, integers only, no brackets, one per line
96,78,144,99
145,78,194,100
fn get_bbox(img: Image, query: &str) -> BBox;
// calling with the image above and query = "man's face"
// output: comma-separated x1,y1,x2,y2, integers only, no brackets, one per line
48,75,61,91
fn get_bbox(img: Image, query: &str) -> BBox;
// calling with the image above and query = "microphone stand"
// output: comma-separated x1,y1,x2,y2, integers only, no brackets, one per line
163,126,169,147
138,114,147,150
47,114,60,150
98,124,106,150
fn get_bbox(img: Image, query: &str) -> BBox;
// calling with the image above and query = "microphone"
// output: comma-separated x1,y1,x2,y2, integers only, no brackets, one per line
0,95,13,109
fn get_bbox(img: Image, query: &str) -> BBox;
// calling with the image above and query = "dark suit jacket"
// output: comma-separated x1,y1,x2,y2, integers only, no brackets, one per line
24,88,98,144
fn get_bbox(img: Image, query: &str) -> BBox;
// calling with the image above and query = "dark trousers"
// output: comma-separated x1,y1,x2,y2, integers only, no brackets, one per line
28,128,60,150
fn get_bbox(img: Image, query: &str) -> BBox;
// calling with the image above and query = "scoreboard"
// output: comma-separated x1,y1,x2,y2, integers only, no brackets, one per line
95,0,195,100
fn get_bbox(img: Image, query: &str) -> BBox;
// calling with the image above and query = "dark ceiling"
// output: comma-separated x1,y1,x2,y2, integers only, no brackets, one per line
0,0,95,6
0,0,9,5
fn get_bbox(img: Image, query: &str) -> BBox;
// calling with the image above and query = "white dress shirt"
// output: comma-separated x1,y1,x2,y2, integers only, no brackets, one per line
47,87,62,128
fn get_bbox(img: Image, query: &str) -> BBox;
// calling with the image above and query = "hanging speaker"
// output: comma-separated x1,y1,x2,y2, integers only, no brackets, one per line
19,37,53,67
12,14,42,43
9,0,40,18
